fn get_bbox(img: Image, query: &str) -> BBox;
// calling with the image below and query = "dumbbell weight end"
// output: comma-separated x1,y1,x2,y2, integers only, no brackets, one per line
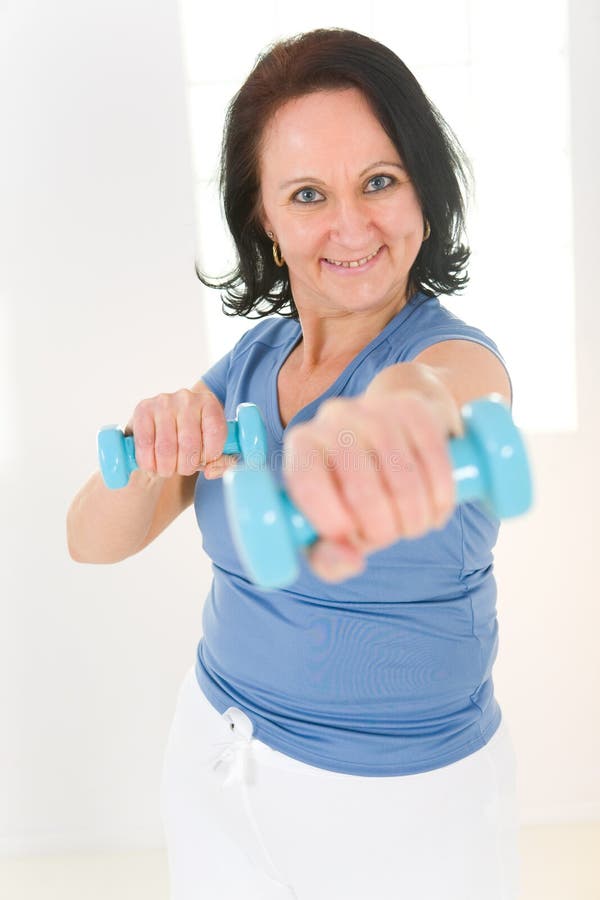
448,395,533,518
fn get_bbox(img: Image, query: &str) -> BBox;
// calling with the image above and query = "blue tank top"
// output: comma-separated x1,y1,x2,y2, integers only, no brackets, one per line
193,291,513,776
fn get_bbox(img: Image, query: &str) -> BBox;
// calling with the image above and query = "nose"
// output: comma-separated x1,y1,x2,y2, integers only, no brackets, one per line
328,195,375,250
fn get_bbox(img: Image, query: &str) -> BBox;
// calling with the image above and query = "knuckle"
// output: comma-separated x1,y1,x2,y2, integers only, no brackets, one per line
156,393,172,408
176,388,195,407
134,402,151,421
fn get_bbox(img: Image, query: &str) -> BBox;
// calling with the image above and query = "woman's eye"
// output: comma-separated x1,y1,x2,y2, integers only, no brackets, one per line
293,187,324,204
366,174,395,192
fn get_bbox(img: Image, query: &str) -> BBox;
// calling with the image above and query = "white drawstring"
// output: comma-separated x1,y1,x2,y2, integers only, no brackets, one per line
211,709,299,898
213,737,253,788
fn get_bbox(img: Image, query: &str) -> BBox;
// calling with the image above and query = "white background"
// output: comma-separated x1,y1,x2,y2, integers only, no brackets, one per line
1,0,598,855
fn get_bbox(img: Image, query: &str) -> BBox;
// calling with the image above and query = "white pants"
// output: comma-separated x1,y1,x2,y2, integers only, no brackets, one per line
160,665,521,900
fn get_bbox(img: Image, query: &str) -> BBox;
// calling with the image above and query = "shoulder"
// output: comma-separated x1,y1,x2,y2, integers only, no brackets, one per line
406,293,479,333
230,314,300,362
394,292,506,362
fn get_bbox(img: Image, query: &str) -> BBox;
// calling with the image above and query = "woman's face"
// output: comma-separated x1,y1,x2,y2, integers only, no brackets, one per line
258,88,426,316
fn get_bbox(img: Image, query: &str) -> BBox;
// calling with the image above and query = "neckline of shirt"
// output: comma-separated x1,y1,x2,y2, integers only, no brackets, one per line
267,291,432,439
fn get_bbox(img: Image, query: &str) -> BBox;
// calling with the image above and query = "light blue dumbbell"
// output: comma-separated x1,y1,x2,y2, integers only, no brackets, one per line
223,394,533,589
98,402,267,489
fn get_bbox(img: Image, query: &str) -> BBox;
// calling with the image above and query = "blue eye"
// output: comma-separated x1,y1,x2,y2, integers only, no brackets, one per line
366,174,395,192
293,187,324,204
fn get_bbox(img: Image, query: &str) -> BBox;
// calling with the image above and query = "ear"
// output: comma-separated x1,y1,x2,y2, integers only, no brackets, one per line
260,216,273,238
256,195,273,238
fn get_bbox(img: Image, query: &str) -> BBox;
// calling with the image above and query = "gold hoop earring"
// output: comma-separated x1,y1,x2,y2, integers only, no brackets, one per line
272,240,285,268
423,219,431,241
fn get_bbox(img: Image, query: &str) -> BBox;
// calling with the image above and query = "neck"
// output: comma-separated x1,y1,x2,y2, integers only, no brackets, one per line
292,284,414,372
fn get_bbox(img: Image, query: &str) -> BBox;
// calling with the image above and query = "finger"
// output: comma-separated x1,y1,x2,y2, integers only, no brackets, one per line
153,403,178,478
307,398,403,547
305,536,366,582
350,398,431,539
324,418,404,548
359,393,455,531
200,393,229,464
204,454,239,479
393,395,456,524
381,433,432,537
283,425,358,543
176,397,203,475
131,403,157,474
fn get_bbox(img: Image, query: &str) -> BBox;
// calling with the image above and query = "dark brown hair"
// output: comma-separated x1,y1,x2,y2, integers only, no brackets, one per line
196,28,473,320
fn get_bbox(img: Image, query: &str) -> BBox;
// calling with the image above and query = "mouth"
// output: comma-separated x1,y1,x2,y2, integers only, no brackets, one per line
321,245,384,273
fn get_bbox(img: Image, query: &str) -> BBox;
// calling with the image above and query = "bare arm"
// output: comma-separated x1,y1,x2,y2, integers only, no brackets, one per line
66,467,170,564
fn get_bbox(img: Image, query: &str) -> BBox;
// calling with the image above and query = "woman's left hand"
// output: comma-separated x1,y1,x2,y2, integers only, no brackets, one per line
281,370,465,582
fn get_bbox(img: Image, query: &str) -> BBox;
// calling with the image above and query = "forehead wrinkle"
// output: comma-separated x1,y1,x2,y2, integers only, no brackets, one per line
263,128,402,191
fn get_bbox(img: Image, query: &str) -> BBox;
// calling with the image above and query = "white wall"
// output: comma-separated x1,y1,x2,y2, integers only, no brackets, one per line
1,0,214,853
1,0,598,855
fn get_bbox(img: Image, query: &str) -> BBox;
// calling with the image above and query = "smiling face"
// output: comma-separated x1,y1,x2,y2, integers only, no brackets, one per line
258,87,427,317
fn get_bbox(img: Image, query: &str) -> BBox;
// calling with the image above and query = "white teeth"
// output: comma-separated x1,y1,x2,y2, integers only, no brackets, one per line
326,247,380,268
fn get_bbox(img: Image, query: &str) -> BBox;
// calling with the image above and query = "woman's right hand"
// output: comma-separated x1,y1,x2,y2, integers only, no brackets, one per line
124,384,238,482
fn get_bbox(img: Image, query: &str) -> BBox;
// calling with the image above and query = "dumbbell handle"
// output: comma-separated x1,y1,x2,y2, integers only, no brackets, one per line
98,402,267,490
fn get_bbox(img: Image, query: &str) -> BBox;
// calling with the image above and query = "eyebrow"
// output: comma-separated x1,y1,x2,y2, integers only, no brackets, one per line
278,160,406,190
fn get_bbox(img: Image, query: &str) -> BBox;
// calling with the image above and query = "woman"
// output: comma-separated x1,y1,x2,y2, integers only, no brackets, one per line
67,27,520,900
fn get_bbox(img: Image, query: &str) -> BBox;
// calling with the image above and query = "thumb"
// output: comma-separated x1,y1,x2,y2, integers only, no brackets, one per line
306,537,366,582
203,452,240,479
